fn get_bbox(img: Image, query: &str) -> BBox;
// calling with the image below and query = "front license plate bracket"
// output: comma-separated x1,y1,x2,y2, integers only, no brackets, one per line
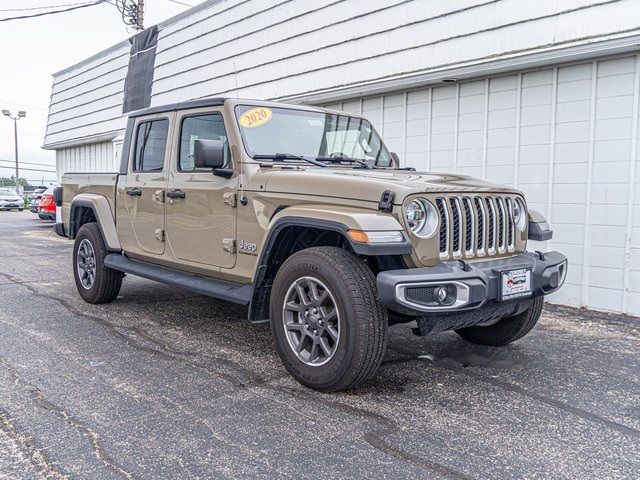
500,268,532,301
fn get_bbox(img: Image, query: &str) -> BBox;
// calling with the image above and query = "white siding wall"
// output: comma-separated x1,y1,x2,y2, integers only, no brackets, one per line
324,54,640,315
55,142,115,183
46,43,130,148
44,0,640,148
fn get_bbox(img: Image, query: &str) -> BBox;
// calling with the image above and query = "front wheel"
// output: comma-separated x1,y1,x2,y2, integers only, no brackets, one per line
73,223,123,304
455,296,544,346
270,247,388,392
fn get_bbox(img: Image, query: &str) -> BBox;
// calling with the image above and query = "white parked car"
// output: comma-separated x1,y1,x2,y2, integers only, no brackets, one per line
0,188,24,211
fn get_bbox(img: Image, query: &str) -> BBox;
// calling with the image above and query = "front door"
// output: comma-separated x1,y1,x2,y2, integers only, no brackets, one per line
122,115,171,256
164,109,237,269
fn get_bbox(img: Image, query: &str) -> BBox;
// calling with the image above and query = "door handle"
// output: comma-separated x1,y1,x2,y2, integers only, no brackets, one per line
126,188,142,196
166,190,186,199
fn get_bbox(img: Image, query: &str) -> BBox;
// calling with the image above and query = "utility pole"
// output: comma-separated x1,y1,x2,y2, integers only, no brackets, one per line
13,116,18,193
2,109,26,194
137,0,144,29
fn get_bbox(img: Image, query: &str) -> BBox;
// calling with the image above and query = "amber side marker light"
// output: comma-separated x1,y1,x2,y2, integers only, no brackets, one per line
347,230,404,244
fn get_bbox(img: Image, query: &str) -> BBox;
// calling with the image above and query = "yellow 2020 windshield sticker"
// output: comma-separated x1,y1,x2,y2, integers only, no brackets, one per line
239,107,273,128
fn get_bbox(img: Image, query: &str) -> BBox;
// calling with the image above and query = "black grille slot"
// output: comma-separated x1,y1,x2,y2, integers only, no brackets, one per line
474,197,484,251
497,197,505,249
449,198,461,254
463,197,473,252
436,198,447,253
506,198,514,247
485,198,495,250
405,286,436,305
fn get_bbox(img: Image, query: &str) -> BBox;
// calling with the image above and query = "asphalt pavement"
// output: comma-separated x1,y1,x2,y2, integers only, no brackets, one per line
0,210,638,479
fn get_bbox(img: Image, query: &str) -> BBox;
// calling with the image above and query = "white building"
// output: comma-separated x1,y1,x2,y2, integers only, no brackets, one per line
44,0,640,316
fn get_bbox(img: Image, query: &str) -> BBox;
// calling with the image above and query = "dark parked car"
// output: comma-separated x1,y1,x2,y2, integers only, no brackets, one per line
28,186,49,213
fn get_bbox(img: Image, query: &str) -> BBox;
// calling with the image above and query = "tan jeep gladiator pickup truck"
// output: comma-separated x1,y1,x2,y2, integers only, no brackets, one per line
53,97,567,391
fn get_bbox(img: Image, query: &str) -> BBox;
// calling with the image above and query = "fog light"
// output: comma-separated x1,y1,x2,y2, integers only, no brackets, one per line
435,284,456,306
436,286,447,303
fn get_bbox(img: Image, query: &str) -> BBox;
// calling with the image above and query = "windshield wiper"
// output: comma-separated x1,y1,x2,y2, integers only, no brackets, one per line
315,155,375,169
253,153,326,167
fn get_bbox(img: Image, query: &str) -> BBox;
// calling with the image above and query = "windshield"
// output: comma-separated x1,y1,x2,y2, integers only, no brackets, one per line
235,105,394,167
0,188,17,196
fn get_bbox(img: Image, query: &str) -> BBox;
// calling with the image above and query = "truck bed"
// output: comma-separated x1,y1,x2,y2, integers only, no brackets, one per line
61,172,120,218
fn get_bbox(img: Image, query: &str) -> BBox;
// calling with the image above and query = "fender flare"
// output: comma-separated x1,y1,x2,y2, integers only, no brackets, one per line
247,206,411,323
69,194,121,251
528,209,553,242
263,205,411,259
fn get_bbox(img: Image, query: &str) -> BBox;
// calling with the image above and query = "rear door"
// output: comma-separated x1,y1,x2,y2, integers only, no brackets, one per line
121,114,171,256
164,108,237,269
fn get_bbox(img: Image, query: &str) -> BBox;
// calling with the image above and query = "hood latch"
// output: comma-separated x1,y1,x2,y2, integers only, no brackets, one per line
378,190,395,213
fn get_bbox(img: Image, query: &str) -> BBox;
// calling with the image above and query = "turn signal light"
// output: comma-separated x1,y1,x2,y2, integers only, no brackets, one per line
347,230,404,244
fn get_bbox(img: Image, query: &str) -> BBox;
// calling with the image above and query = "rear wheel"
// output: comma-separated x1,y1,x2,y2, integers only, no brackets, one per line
270,247,388,392
455,296,544,346
73,223,123,304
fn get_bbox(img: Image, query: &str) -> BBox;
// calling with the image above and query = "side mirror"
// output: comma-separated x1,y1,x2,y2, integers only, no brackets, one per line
194,139,225,169
390,152,400,165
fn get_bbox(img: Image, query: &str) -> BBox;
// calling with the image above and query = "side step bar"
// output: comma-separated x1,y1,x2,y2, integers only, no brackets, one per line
104,254,252,305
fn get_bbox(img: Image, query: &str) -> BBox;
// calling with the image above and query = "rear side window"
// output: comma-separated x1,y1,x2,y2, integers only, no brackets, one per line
134,119,169,172
179,113,230,171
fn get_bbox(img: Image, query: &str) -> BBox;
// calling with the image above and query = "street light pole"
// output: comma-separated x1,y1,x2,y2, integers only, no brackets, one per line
2,109,26,195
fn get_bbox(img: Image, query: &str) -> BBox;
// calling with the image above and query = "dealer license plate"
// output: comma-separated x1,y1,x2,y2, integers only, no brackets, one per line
500,268,532,301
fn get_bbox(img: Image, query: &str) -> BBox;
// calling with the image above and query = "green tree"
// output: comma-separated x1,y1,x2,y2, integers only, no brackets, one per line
0,177,29,187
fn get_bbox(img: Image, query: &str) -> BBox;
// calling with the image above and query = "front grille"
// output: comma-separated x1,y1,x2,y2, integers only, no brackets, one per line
436,194,518,260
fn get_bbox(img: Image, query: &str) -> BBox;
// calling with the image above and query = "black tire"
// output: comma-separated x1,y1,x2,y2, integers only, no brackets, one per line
73,223,123,304
270,247,388,392
455,296,544,346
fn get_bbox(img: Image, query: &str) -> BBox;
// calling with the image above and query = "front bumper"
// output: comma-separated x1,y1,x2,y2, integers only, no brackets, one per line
377,251,567,315
0,202,24,209
53,222,66,237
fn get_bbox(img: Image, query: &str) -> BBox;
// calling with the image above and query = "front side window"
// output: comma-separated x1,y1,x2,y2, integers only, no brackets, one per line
235,105,393,167
179,113,230,171
134,119,168,172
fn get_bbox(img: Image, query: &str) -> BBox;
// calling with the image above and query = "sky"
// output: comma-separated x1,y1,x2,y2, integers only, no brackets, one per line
0,0,198,183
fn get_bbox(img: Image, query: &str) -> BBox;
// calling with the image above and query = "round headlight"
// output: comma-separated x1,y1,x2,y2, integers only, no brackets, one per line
513,198,527,231
405,199,438,238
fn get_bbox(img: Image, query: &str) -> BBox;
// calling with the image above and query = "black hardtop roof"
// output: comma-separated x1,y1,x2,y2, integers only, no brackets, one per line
127,97,228,118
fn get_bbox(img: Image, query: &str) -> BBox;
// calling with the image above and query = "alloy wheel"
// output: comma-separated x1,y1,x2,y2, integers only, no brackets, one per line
76,239,96,290
282,276,340,366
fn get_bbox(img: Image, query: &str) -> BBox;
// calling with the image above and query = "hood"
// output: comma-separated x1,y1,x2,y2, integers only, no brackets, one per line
260,168,520,204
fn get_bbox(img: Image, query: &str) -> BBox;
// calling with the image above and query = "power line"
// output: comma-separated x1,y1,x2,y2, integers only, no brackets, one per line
0,1,98,12
0,0,107,22
0,165,56,173
0,100,48,111
165,0,192,7
0,159,56,168
0,130,44,139
105,0,139,27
